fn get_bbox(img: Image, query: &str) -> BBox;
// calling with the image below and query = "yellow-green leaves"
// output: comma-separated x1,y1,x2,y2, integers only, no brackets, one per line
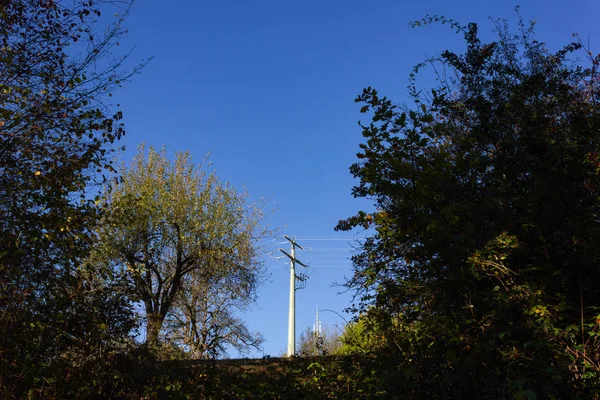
97,143,272,349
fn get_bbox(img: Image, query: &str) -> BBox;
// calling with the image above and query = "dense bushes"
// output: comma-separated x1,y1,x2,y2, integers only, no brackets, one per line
338,13,600,398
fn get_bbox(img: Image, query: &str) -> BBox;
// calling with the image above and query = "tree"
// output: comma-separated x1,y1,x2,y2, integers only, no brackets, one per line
163,239,265,359
297,325,341,356
335,313,387,356
337,14,600,398
96,144,271,349
0,0,141,395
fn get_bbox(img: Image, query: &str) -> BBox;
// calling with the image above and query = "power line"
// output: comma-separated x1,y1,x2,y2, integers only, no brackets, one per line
307,261,352,266
291,238,364,241
303,248,353,252
260,241,289,249
311,254,350,260
293,236,366,239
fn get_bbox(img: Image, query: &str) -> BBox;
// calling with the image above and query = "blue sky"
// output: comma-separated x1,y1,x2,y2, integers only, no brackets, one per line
110,0,600,357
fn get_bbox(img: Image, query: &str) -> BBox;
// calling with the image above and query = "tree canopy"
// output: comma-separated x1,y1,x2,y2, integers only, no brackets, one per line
0,0,140,396
337,14,600,398
96,144,271,352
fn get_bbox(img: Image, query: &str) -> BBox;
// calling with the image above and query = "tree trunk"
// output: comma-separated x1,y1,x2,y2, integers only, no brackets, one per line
146,313,164,349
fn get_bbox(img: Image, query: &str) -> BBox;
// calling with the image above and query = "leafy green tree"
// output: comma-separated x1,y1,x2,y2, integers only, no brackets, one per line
335,313,387,356
0,0,141,395
96,144,271,349
337,14,600,398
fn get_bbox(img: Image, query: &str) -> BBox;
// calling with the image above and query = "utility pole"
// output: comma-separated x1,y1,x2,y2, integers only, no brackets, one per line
315,304,322,356
280,235,308,357
315,305,320,338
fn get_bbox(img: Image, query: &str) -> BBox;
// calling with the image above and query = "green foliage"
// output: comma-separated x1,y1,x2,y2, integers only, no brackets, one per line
0,0,140,396
336,313,388,355
104,355,392,399
96,144,271,353
338,13,600,398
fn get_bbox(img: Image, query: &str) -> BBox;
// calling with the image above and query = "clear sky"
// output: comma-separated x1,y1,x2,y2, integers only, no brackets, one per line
110,0,600,357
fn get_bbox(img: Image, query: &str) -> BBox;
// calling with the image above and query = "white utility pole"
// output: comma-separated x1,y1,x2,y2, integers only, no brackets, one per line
280,235,308,357
288,241,296,357
315,304,320,336
315,305,320,355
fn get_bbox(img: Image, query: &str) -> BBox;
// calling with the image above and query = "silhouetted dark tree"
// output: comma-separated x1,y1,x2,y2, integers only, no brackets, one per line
0,0,142,396
338,13,600,398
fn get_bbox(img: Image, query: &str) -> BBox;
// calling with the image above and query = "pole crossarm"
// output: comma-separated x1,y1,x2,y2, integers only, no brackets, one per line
283,235,303,250
279,248,309,268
